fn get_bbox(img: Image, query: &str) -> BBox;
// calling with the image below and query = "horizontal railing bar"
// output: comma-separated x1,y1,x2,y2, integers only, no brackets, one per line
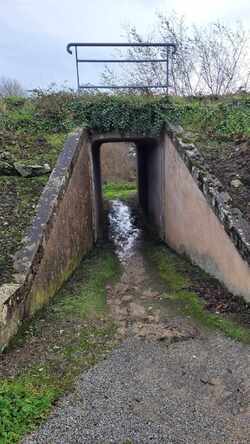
67,42,176,54
77,58,168,63
66,41,176,93
79,84,169,89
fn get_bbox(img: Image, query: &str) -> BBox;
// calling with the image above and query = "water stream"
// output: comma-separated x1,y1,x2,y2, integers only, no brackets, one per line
108,199,141,263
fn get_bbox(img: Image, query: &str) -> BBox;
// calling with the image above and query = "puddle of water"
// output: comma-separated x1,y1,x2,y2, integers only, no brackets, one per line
108,199,141,263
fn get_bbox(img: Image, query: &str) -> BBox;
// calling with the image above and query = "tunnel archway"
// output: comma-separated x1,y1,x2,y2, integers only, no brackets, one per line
91,133,166,241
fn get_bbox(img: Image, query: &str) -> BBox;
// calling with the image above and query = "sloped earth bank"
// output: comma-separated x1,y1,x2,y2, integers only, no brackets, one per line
22,199,250,444
196,138,250,223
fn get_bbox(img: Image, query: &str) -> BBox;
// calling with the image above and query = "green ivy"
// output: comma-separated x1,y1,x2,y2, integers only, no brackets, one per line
0,92,249,140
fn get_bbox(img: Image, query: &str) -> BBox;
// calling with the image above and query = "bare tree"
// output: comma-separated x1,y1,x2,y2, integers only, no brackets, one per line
158,13,198,95
0,77,24,97
102,14,250,96
193,22,249,95
102,27,167,94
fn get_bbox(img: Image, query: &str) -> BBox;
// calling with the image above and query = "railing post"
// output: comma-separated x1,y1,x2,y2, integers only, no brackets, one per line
75,46,80,93
166,46,169,96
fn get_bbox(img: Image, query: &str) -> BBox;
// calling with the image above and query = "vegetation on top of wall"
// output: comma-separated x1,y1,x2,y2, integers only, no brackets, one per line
1,92,249,151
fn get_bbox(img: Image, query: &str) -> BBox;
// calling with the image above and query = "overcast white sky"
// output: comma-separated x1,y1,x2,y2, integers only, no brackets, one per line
0,0,249,90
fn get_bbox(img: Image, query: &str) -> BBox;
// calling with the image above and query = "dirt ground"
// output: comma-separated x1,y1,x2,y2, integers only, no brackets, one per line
198,138,250,222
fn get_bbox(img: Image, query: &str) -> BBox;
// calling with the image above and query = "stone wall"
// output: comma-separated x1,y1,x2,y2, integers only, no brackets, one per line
0,130,94,350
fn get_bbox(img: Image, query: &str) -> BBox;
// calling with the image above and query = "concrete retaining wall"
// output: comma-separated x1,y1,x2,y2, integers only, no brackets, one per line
0,130,94,350
141,129,250,302
163,135,250,301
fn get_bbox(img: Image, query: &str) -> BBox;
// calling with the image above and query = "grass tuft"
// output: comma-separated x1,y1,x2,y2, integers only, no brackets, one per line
103,181,137,200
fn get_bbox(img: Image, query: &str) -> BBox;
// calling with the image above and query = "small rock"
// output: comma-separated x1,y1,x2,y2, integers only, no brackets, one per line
13,273,26,284
231,178,243,189
208,376,223,386
142,289,159,299
121,294,133,303
129,302,147,320
14,162,51,177
0,151,13,161
0,160,16,175
112,305,128,321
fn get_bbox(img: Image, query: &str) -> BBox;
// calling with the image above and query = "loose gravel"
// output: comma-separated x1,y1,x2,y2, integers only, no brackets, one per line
23,334,250,444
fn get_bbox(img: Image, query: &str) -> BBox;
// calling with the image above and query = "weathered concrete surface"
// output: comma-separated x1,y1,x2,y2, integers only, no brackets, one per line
164,135,250,302
0,130,94,349
24,133,94,316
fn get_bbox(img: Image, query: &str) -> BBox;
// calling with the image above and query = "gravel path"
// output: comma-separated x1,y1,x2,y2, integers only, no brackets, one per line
23,335,250,444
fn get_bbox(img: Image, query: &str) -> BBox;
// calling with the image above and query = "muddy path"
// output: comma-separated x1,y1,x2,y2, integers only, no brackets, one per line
106,199,199,342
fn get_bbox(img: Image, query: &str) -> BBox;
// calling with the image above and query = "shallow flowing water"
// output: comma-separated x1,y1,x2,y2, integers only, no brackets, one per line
108,199,141,263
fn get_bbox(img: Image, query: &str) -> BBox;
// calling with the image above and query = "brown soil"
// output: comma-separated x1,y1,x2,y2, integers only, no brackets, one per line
107,249,199,343
198,139,250,222
188,266,250,326
0,176,46,285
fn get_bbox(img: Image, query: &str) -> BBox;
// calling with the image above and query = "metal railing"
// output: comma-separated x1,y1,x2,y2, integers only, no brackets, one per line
66,42,177,93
